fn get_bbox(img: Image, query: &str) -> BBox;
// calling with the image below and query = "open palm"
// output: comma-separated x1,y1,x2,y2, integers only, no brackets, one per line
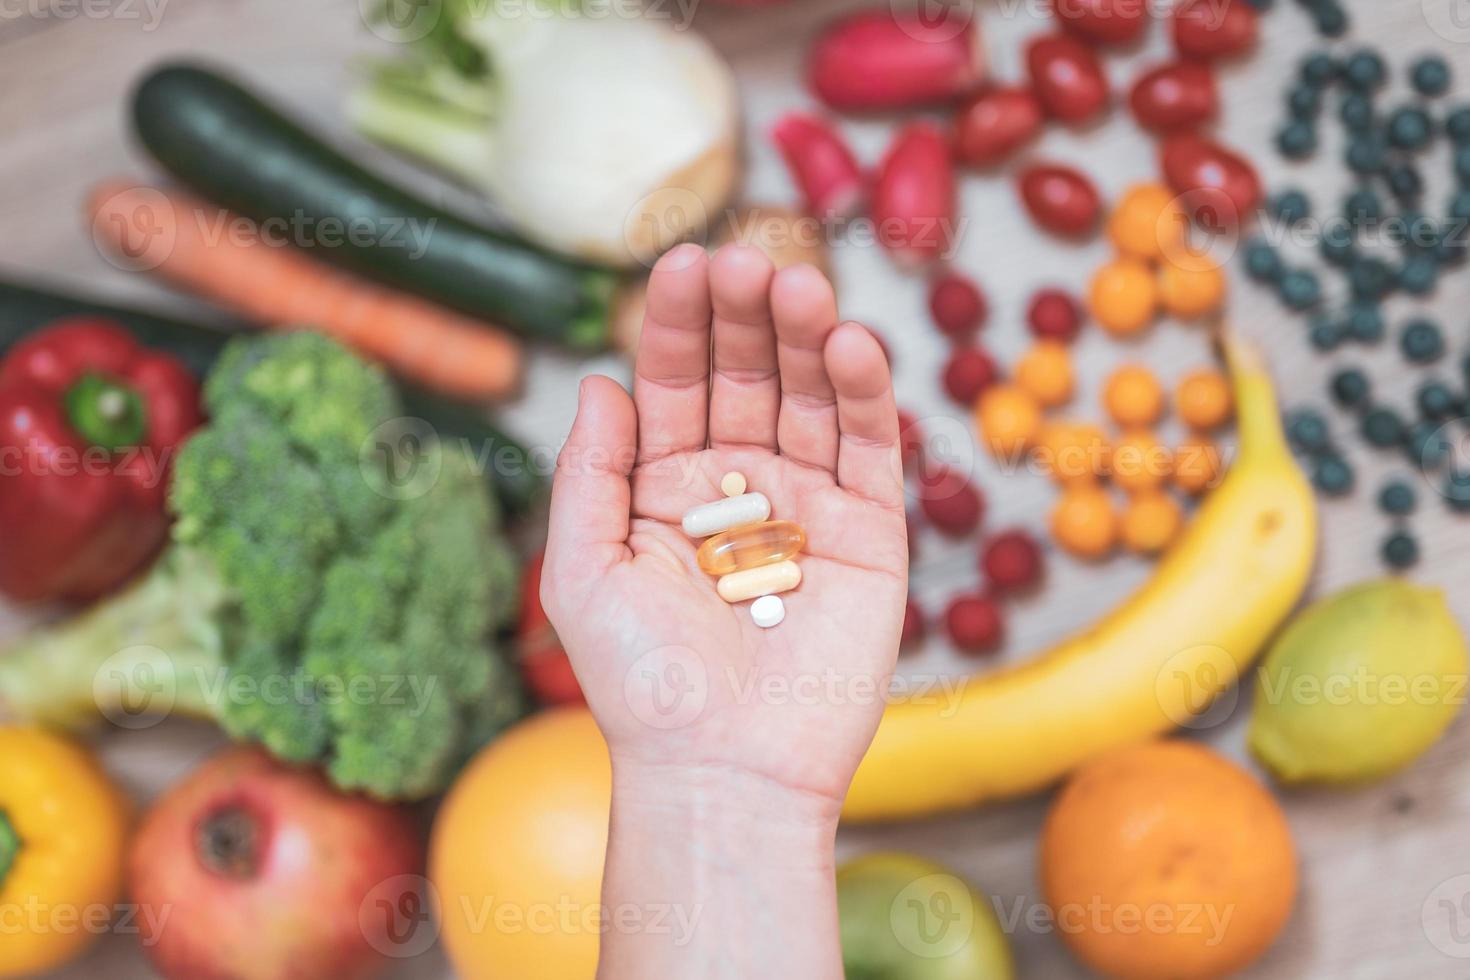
542,244,909,809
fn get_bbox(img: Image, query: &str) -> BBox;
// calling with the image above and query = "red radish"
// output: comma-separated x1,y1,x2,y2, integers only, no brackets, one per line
942,347,1000,404
1027,288,1083,342
945,594,1005,653
771,113,865,217
928,272,988,338
1026,34,1110,124
981,529,1045,592
954,87,1044,167
1173,0,1258,61
871,122,957,265
897,409,925,468
1018,163,1102,237
918,466,985,536
1053,0,1148,46
1129,61,1218,131
517,550,584,706
808,11,986,112
1160,133,1261,227
900,597,926,648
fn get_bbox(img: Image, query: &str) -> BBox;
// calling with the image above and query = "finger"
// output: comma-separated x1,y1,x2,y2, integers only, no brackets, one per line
825,321,904,508
633,243,712,463
770,263,840,472
544,376,637,606
708,244,780,450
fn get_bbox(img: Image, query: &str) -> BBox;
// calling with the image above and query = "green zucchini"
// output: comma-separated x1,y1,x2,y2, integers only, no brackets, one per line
131,63,618,350
0,278,546,516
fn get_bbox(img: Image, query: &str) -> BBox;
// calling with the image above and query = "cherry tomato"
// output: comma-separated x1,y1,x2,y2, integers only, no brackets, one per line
1053,0,1148,46
1026,34,1110,124
1019,163,1102,237
945,594,1005,653
1129,61,1218,131
929,272,988,337
1027,288,1084,342
918,466,985,536
954,87,1045,167
942,347,1001,404
1160,133,1261,228
1173,0,1258,61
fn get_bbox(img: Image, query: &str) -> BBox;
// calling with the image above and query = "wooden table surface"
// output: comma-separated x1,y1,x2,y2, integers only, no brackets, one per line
4,0,1470,976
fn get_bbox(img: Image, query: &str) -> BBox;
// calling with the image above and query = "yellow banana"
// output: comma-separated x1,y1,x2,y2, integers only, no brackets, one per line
844,336,1316,823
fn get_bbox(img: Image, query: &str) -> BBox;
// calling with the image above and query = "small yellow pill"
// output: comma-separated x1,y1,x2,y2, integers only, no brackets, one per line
720,471,747,497
697,520,806,576
716,560,802,603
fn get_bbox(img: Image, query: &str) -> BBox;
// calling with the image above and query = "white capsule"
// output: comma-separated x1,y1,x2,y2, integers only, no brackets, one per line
751,594,785,628
682,492,771,538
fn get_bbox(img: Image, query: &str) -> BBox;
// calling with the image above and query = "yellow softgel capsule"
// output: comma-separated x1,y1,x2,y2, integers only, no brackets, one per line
697,520,806,577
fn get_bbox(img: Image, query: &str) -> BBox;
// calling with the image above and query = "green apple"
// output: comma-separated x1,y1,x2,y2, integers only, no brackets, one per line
838,852,1014,980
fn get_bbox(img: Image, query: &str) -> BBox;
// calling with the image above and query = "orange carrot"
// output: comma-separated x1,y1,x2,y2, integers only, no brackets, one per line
87,179,522,401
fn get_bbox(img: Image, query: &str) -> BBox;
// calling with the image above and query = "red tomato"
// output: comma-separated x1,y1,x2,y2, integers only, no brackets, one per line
1172,0,1258,60
1129,61,1218,131
516,550,585,706
1026,34,1110,124
871,122,957,265
1160,133,1261,228
954,87,1044,167
1018,163,1102,236
1053,0,1148,46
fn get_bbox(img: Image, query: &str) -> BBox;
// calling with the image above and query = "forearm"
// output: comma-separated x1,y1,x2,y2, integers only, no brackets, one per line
597,761,845,980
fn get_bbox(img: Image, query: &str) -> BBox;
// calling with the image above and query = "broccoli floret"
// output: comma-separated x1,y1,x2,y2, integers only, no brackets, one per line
0,334,524,800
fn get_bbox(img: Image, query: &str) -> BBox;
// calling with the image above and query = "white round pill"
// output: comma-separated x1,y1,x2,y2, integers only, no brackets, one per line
720,471,747,497
751,594,785,629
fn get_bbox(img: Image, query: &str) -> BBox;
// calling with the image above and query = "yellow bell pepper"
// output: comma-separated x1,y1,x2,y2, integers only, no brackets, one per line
0,727,131,977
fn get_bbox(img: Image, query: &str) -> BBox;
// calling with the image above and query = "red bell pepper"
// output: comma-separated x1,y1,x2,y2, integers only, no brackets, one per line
0,317,203,603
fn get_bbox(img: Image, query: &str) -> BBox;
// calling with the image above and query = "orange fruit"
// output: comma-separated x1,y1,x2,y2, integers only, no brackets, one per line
1174,435,1224,495
1107,183,1185,262
1089,258,1158,337
1015,340,1075,408
1036,421,1110,485
1175,369,1233,432
1050,483,1118,559
433,709,610,980
1120,489,1184,555
1041,740,1297,980
1103,364,1166,428
976,383,1043,460
1158,258,1227,320
1111,429,1172,494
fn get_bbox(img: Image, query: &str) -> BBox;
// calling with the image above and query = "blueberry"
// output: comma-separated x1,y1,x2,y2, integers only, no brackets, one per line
1343,187,1382,226
1401,319,1446,363
1309,316,1344,351
1244,238,1284,282
1279,269,1322,310
1301,53,1338,87
1454,146,1470,185
1339,92,1375,130
1350,257,1395,301
1381,531,1420,570
1416,380,1462,420
1345,303,1386,342
1410,421,1453,469
1387,106,1434,150
1276,121,1317,159
1387,163,1424,202
1447,106,1470,143
1288,85,1323,118
1445,469,1470,512
1319,223,1356,265
1389,209,1429,247
1412,55,1452,98
1343,49,1387,90
1346,135,1388,174
1399,255,1438,296
1330,367,1371,408
1313,4,1348,38
1449,190,1470,222
1361,406,1407,448
1269,189,1312,224
1312,453,1355,495
1436,236,1469,267
1288,409,1332,453
1379,480,1418,516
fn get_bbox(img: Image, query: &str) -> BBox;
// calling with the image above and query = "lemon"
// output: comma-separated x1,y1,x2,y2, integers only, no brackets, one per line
1248,580,1468,784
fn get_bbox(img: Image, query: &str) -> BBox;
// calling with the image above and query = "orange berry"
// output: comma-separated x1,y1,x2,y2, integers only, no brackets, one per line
1050,483,1119,560
1158,257,1227,319
1015,340,1075,408
1089,258,1158,337
1036,421,1111,485
1175,368,1234,432
975,383,1043,460
1173,435,1224,494
1110,429,1173,494
1102,364,1166,428
1107,183,1185,262
1120,490,1184,555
